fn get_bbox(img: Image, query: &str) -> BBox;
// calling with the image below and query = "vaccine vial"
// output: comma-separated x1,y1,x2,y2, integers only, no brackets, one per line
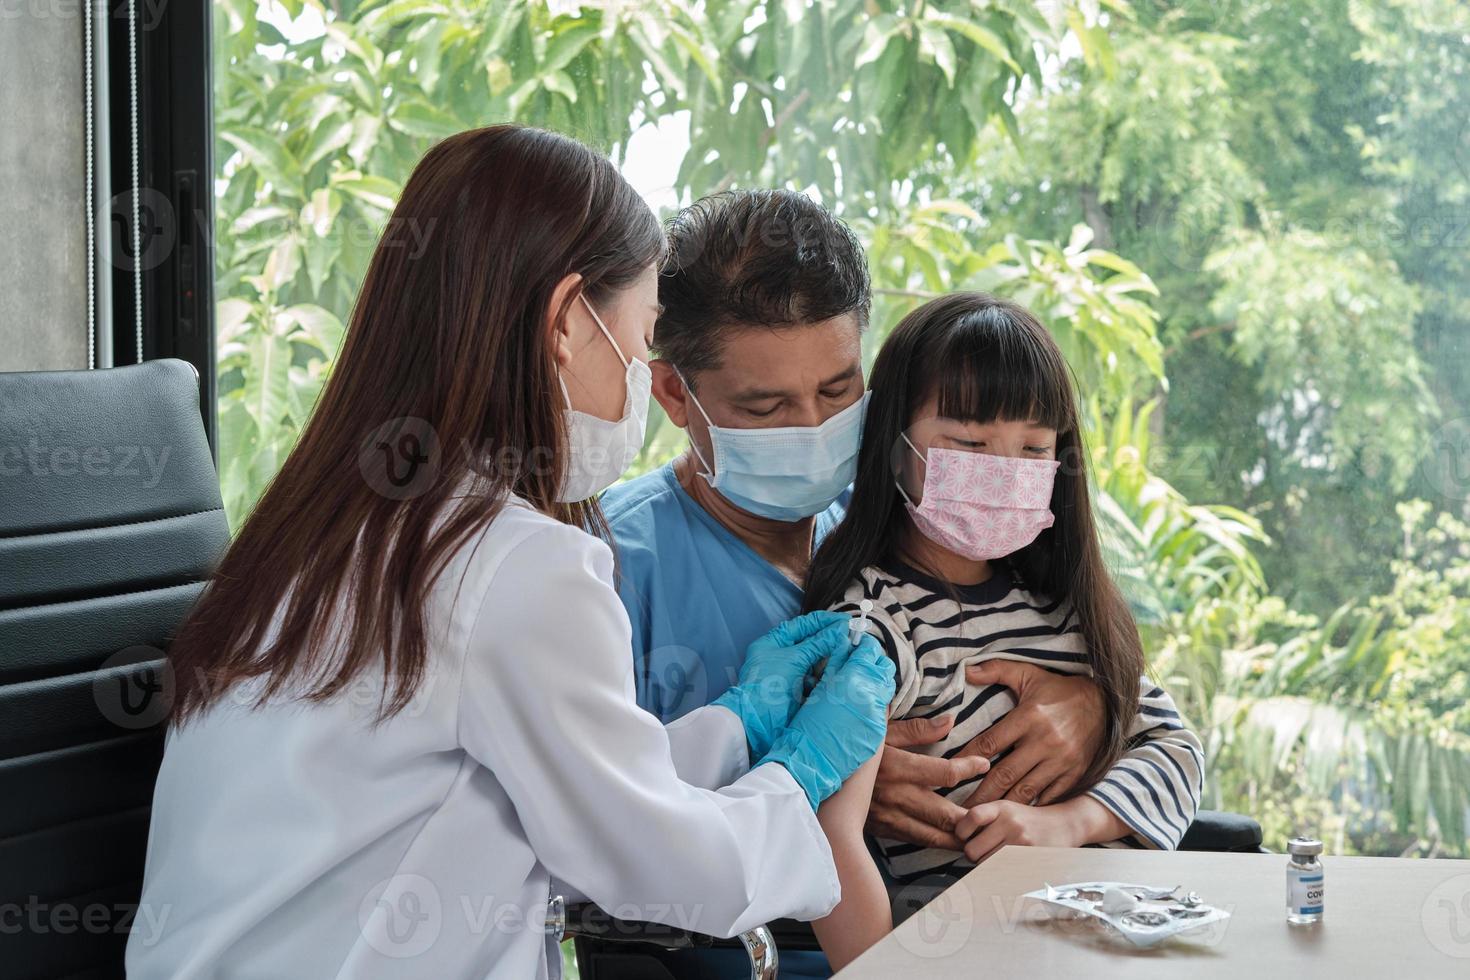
1286,837,1324,924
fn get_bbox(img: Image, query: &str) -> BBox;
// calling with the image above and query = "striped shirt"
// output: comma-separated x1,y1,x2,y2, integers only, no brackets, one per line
833,561,1204,881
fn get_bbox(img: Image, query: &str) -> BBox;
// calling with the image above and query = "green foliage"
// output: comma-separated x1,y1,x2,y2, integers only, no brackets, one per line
955,0,1466,616
213,0,1469,858
212,0,1114,521
1090,399,1266,626
1369,503,1470,736
1150,500,1470,856
1200,227,1436,611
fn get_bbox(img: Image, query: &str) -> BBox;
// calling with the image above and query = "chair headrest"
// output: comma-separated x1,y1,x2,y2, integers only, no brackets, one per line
0,359,223,537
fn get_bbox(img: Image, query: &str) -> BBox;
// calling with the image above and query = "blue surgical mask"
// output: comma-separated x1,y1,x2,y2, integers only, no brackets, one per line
681,375,869,521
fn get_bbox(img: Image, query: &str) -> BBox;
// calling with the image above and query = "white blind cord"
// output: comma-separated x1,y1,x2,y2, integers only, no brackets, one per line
129,0,142,363
84,0,95,369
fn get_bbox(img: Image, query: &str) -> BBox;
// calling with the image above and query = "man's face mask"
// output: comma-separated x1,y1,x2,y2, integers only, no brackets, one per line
680,371,869,522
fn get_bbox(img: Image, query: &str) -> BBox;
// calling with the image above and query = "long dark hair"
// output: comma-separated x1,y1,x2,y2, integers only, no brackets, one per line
169,125,664,723
804,292,1143,788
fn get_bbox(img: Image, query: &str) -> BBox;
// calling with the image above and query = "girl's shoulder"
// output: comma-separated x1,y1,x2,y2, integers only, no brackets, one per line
839,563,905,600
831,563,930,624
827,566,917,654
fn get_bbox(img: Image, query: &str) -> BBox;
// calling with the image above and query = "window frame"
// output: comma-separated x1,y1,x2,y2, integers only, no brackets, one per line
107,0,217,457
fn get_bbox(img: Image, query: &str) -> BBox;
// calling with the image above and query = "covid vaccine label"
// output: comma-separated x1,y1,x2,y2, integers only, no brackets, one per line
1288,869,1324,916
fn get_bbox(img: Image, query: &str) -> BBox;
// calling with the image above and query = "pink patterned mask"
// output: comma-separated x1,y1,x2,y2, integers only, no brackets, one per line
898,434,1060,561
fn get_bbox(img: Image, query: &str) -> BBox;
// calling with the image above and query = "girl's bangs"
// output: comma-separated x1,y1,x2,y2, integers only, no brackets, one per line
928,307,1073,432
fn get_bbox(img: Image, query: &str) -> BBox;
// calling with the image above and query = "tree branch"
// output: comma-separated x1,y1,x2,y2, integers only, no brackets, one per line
1163,321,1236,356
1080,184,1115,251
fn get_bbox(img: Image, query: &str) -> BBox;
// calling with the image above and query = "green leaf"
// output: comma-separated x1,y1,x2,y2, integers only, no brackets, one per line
855,14,902,70
542,21,600,74
358,0,452,31
232,205,291,236
922,11,1020,74
1063,8,1117,78
347,115,382,167
918,22,958,87
629,24,686,100
542,70,579,104
242,328,291,435
331,172,401,212
284,303,346,357
871,34,911,114
300,114,354,171
666,21,721,92
994,100,1021,149
325,22,385,76
387,99,462,139
301,187,342,238
303,233,343,299
221,127,304,197
245,235,302,297
485,57,514,96
1083,249,1152,282
1066,223,1095,253
217,298,254,344
286,364,326,427
413,19,448,93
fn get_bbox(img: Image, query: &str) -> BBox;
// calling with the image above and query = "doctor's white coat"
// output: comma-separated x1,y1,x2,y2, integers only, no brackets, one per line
125,497,839,979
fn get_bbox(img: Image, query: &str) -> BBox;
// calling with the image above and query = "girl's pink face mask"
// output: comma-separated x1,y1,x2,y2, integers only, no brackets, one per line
898,434,1060,561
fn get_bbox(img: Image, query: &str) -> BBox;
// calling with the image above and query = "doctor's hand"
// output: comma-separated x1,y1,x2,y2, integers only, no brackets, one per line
712,611,852,760
758,633,896,810
866,716,993,850
957,660,1106,807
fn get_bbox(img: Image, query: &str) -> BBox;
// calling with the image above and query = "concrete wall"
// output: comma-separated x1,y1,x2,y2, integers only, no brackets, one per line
0,4,88,372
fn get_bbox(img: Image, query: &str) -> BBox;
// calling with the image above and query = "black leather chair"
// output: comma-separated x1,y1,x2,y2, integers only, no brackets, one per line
0,359,229,979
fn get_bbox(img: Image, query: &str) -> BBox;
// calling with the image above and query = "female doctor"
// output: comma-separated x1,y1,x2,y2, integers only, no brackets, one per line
125,125,894,979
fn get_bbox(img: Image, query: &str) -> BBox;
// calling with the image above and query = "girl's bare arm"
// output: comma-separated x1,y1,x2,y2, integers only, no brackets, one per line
812,749,891,972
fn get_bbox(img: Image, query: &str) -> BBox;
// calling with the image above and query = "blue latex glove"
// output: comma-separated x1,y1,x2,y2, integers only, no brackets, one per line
759,633,896,809
712,610,852,760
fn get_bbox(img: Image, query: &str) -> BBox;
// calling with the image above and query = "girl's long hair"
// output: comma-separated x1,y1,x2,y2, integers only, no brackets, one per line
169,125,664,724
804,292,1143,789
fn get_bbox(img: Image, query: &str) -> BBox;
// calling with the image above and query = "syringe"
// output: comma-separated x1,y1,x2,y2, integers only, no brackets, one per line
848,598,874,646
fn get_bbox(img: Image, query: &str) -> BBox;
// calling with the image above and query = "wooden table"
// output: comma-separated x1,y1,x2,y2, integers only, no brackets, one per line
835,846,1470,978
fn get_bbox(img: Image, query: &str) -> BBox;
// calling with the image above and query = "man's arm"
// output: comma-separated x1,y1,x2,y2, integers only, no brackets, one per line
953,680,1205,859
956,660,1108,807
863,716,990,849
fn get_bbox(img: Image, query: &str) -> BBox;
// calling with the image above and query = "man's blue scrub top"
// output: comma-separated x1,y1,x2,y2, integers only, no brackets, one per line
603,463,846,723
601,463,845,980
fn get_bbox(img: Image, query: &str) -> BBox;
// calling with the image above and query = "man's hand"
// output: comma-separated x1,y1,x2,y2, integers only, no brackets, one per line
864,716,990,850
955,796,1132,864
957,660,1106,807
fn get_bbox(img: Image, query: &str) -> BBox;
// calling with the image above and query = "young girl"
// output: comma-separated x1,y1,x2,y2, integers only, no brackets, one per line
802,293,1204,969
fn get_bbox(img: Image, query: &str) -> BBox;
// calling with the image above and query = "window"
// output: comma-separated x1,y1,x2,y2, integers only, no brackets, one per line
212,0,1470,872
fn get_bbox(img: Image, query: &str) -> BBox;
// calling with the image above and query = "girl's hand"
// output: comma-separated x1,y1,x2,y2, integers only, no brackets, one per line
954,801,1080,863
955,796,1132,863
